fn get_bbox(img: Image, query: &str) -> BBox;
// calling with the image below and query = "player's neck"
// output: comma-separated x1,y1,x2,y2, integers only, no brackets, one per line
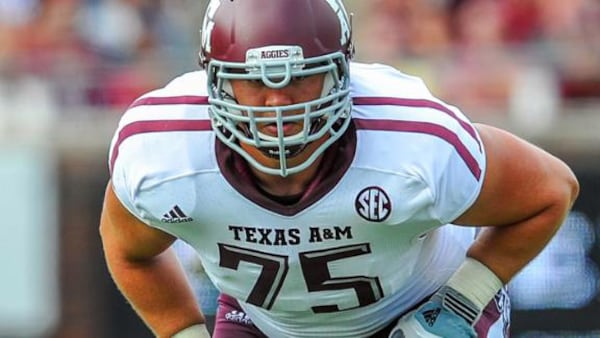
251,156,323,198
244,134,330,198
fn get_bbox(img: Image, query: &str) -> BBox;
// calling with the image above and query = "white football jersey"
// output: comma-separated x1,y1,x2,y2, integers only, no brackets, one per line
109,62,486,338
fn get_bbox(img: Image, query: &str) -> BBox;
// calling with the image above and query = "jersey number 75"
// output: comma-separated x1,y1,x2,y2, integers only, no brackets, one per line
218,242,385,313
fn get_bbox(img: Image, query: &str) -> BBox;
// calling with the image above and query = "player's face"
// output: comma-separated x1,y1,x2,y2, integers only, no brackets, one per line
230,74,330,170
230,73,325,132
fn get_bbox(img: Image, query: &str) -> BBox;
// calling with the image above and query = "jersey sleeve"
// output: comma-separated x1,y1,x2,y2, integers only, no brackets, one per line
350,62,487,226
108,115,148,224
107,71,211,224
423,102,486,225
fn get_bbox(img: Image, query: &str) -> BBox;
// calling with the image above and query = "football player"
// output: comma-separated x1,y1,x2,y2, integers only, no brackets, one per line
99,0,579,337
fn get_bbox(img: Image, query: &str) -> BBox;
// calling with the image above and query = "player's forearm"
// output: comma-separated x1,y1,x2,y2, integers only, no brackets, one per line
105,247,205,337
467,197,575,284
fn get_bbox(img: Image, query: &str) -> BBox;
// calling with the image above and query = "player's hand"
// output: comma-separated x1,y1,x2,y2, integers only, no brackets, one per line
389,286,478,338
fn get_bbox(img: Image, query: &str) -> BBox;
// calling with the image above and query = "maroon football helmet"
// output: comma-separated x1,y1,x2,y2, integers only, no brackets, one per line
199,0,354,177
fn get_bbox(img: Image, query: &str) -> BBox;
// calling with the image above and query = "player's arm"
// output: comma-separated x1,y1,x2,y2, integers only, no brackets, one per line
99,181,208,338
455,123,579,283
391,124,579,337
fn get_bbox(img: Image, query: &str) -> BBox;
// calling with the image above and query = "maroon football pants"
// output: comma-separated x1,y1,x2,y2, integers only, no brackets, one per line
211,290,509,338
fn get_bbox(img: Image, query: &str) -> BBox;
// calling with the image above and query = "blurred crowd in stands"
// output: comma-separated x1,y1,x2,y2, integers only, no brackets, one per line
355,0,600,123
0,0,203,130
0,0,599,126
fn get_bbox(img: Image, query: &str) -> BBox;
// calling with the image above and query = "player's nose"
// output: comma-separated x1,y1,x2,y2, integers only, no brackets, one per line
264,87,294,107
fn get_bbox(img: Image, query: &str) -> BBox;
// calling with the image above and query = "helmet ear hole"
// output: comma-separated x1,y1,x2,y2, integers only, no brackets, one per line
321,73,335,98
346,12,356,60
198,50,207,69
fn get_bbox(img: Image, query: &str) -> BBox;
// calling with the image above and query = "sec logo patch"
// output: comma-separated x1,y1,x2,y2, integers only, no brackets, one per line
355,186,391,222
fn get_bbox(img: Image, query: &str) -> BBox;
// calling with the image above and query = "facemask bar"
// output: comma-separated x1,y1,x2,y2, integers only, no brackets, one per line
206,50,352,177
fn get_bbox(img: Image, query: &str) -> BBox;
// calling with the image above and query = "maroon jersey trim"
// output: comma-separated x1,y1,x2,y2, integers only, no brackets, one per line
353,118,481,180
109,119,212,174
129,95,209,108
352,96,482,151
110,95,211,174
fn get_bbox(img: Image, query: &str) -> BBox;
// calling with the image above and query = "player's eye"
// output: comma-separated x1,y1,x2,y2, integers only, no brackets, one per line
247,79,265,87
292,76,307,82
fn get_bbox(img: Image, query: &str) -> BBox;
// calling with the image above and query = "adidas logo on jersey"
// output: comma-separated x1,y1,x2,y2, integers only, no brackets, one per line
422,307,441,327
161,205,193,223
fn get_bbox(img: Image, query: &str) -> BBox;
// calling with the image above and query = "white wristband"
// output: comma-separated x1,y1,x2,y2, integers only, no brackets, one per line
445,257,504,310
172,324,211,338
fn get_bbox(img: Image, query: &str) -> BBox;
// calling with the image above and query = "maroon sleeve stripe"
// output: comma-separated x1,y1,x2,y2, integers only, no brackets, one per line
129,95,209,108
354,118,482,180
109,119,212,174
352,96,481,151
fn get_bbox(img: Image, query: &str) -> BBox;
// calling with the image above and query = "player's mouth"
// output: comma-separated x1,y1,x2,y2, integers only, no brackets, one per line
259,121,301,137
259,143,308,158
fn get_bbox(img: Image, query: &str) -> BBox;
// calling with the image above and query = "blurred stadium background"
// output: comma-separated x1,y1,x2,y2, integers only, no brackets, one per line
0,0,599,337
